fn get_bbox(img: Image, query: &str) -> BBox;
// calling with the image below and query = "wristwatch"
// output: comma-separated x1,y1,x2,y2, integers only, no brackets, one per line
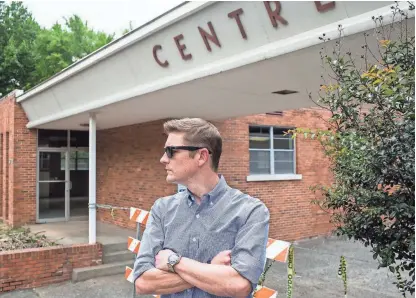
167,252,182,273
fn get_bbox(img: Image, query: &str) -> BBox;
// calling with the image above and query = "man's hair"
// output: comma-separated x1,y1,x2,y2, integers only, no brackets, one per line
163,118,222,172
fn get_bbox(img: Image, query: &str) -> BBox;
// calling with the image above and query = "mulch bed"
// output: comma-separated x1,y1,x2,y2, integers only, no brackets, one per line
0,222,58,252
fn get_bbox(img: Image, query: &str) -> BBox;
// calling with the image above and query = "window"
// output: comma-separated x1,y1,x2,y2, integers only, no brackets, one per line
38,129,89,148
60,151,89,171
39,152,51,170
38,130,68,147
249,126,296,175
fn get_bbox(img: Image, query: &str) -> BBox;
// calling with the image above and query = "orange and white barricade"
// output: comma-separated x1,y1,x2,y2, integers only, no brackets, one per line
266,238,291,263
127,236,141,254
126,266,160,298
253,238,293,297
254,286,278,298
130,207,150,225
125,266,135,283
126,207,150,298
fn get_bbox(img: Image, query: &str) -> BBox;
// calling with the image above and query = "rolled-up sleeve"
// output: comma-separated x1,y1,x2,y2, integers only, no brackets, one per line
231,201,270,290
133,198,164,283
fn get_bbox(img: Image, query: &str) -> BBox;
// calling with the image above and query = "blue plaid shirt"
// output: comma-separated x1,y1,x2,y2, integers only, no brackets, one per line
133,175,270,297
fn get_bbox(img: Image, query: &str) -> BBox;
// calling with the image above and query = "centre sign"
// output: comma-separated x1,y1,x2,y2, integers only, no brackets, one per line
152,1,336,67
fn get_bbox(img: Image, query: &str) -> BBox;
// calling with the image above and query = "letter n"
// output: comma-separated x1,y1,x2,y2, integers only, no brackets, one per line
198,22,221,52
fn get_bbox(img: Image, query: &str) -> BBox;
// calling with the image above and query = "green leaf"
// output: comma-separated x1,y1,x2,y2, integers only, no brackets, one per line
0,2,114,96
316,16,415,295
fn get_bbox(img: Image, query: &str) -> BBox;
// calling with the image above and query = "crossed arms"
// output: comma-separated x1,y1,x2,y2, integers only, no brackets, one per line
133,199,269,297
135,250,251,297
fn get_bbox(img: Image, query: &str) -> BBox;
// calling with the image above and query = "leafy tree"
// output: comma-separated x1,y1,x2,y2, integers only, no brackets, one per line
0,2,114,96
290,2,415,296
33,15,114,82
0,1,40,95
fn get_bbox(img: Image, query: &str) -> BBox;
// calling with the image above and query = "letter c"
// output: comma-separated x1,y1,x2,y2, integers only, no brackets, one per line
153,45,169,67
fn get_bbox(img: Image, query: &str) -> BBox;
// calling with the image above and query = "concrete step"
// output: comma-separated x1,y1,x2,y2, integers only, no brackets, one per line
103,250,134,264
72,260,133,282
103,242,128,254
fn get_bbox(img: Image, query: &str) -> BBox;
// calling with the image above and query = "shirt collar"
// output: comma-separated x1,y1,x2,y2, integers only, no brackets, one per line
185,174,228,207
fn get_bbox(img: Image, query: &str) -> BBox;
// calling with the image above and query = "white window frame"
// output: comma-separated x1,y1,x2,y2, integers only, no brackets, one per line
247,126,302,182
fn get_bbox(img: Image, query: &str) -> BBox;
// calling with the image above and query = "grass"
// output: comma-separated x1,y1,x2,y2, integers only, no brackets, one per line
0,222,59,252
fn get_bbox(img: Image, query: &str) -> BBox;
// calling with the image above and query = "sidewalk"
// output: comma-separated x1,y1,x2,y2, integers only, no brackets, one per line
2,236,403,298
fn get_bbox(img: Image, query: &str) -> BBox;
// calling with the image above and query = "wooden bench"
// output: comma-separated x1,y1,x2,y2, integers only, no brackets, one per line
125,207,292,297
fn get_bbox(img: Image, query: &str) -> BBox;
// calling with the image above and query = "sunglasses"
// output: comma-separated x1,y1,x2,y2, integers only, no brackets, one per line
164,146,211,158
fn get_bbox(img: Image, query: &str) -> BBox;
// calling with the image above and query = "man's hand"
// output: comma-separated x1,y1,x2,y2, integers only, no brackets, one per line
155,249,174,271
210,250,232,266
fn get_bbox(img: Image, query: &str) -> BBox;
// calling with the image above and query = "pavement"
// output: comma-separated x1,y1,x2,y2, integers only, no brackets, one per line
26,221,136,245
1,236,404,298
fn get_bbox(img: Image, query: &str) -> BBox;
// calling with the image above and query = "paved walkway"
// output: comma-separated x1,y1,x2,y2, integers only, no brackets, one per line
2,236,402,298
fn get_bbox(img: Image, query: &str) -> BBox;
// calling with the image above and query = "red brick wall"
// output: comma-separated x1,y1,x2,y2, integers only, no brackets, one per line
0,243,102,293
0,91,37,227
214,109,333,241
96,109,334,241
12,103,37,226
96,120,176,229
0,92,15,226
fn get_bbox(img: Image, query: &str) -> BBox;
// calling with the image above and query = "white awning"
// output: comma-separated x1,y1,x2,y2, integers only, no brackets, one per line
17,1,412,130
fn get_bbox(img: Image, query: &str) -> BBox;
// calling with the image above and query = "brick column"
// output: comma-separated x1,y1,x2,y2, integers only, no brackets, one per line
12,103,37,226
0,91,37,227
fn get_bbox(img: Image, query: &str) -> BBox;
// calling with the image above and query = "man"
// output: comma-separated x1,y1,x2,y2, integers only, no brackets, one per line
133,118,270,297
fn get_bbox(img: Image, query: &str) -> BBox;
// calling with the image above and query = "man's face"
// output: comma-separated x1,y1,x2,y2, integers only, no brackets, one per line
160,133,199,184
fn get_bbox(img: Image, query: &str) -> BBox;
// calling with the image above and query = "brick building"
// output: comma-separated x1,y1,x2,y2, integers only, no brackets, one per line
0,1,402,242
1,90,332,241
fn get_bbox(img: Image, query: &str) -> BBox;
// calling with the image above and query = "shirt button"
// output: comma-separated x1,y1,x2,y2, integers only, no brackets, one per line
196,214,200,219
192,237,197,242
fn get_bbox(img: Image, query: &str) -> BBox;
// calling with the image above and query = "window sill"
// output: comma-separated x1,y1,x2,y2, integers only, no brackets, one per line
246,174,303,182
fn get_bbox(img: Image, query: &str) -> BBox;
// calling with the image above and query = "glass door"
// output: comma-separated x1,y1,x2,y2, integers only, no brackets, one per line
69,148,89,219
37,150,69,221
